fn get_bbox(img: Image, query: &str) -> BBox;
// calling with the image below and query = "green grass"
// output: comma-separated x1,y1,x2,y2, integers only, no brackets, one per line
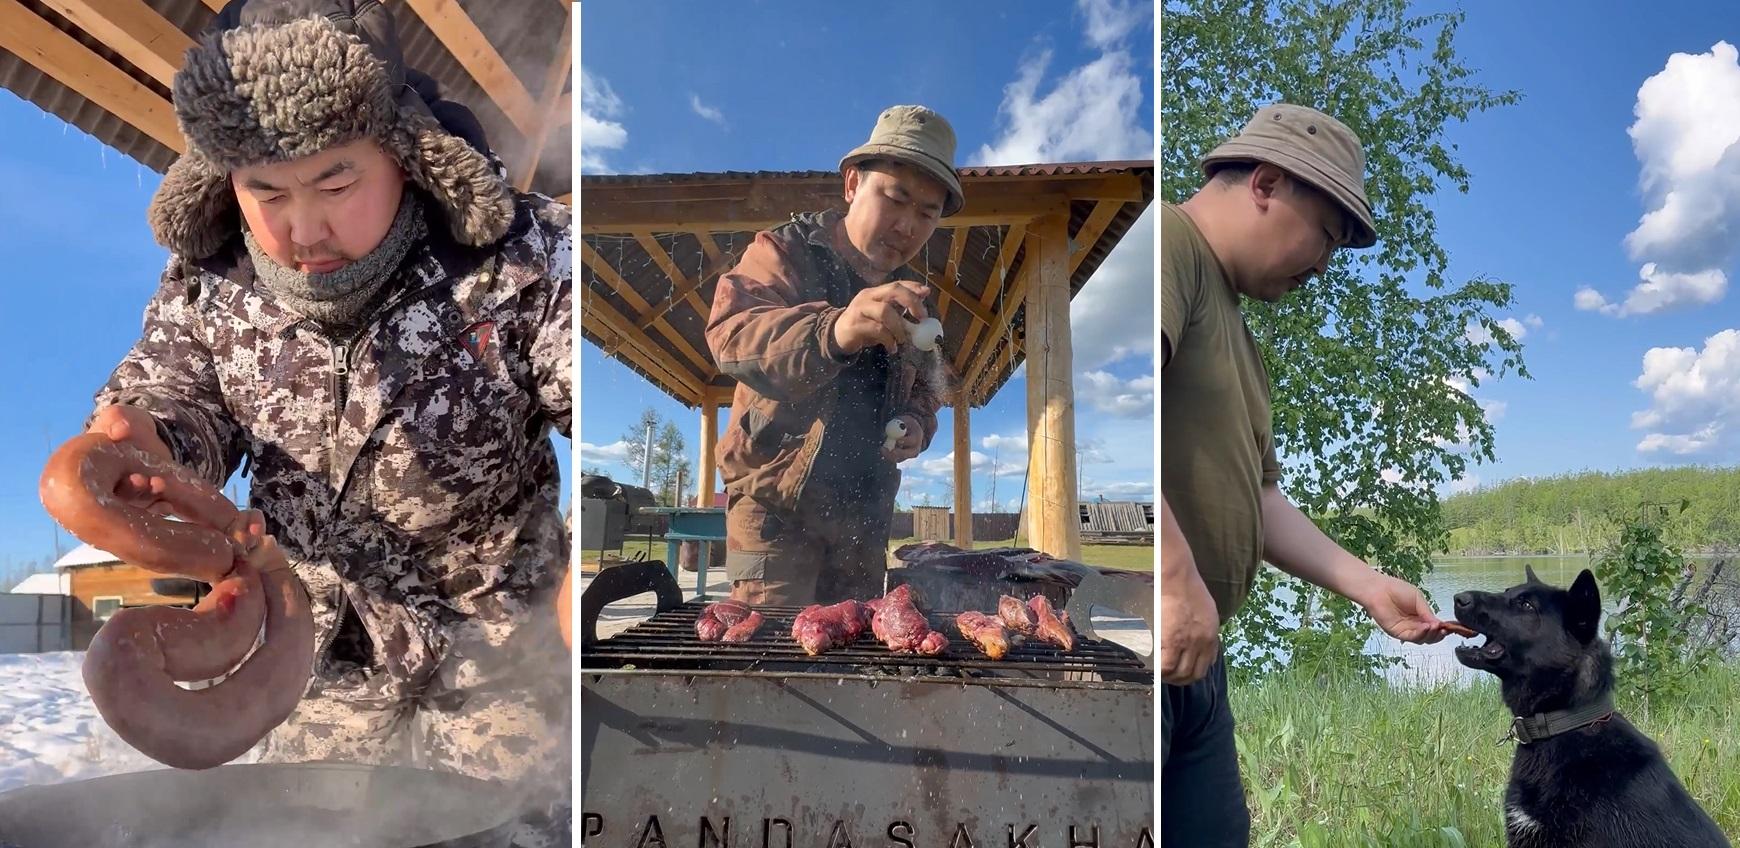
586,536,1154,571
1231,665,1740,846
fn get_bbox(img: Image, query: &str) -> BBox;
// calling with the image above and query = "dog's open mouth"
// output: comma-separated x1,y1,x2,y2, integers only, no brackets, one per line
1449,620,1506,664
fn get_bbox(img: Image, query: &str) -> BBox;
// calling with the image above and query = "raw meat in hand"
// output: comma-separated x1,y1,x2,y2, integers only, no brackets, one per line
1027,595,1075,651
696,600,753,642
871,585,949,655
791,600,869,655
721,610,764,642
998,594,1037,635
955,611,1011,660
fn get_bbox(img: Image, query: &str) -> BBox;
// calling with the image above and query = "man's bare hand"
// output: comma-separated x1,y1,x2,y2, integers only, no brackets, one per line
833,281,932,356
1161,554,1221,686
881,414,924,463
1356,571,1448,645
86,405,176,514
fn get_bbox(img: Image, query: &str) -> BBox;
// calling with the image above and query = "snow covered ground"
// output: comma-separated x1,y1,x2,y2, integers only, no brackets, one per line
0,652,256,795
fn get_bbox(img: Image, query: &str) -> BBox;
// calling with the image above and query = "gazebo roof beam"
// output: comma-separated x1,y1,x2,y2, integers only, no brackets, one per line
578,241,715,378
511,2,571,191
0,0,183,151
581,297,704,405
934,225,967,324
952,221,1027,372
37,0,192,87
402,0,539,136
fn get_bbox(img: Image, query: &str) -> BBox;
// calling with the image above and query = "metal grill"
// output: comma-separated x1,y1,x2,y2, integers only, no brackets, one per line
582,601,1151,686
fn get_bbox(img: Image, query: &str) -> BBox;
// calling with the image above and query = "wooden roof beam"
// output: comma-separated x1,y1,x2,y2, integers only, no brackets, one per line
579,241,716,378
402,0,539,136
963,233,1041,397
934,225,967,324
511,2,571,191
631,231,710,326
0,0,183,151
904,229,988,330
1068,198,1124,277
952,222,1026,373
38,0,192,88
580,182,1059,235
580,297,704,405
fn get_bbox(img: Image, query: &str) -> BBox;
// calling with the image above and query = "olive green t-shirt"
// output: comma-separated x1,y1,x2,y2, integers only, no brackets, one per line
1160,203,1281,624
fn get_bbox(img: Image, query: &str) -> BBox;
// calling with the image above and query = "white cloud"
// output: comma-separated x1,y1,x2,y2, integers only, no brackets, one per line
1481,399,1509,423
972,50,1151,167
1624,41,1740,274
1580,264,1728,317
1068,209,1156,368
1077,370,1154,418
579,440,634,464
981,433,1028,453
1449,474,1482,495
689,93,727,128
970,22,1153,371
580,68,628,174
1524,314,1544,329
917,450,991,477
1631,329,1740,458
1076,0,1149,51
1080,480,1154,500
1574,287,1613,313
1465,317,1529,345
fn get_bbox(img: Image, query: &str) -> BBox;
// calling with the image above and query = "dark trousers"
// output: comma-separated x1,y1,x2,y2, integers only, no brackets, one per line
1161,653,1250,847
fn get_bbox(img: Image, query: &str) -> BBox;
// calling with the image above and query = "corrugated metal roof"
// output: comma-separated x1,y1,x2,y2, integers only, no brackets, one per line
0,0,570,196
579,161,1154,185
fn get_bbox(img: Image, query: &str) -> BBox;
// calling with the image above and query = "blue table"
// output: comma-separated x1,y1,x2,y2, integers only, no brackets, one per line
642,507,727,600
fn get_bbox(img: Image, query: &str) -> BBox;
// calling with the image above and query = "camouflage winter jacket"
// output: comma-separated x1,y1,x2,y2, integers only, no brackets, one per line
706,209,946,515
94,192,571,704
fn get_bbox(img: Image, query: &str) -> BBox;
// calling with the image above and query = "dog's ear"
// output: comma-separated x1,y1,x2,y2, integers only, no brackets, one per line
1524,563,1541,584
1567,569,1601,643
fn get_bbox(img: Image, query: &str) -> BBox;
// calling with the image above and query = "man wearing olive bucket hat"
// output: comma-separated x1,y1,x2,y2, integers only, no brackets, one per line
72,0,572,844
706,105,957,607
1159,103,1453,845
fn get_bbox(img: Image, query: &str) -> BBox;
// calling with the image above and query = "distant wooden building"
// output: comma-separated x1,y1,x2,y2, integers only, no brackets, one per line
54,544,199,649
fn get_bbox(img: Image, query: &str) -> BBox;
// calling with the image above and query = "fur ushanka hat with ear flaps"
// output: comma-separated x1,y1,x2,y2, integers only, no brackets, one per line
148,0,516,260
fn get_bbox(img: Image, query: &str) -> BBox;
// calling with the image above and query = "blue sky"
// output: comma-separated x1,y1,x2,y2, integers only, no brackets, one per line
1396,1,1740,493
0,91,570,577
577,0,1158,513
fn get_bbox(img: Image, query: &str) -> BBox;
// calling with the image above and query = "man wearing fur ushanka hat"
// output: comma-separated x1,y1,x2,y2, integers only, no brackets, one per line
77,0,572,843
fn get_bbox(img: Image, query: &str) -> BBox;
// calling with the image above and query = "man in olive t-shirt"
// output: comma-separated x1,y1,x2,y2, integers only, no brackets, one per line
1159,103,1454,847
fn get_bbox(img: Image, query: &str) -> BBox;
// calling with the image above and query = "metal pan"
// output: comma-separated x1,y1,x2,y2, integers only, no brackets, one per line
0,762,521,848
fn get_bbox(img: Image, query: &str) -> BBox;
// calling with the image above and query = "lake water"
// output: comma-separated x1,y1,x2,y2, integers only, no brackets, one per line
1364,555,1717,687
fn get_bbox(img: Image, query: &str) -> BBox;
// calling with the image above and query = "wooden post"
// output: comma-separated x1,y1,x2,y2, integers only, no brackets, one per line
1023,213,1081,560
698,398,718,508
953,398,974,548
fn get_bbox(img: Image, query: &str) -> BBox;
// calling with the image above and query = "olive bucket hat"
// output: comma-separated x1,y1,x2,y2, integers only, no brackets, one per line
146,0,516,260
839,105,966,217
1199,102,1378,249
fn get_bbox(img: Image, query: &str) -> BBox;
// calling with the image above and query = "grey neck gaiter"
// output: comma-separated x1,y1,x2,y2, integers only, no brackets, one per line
245,188,426,336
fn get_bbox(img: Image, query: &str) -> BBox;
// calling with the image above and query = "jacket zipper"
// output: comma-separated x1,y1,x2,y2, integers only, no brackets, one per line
303,284,448,662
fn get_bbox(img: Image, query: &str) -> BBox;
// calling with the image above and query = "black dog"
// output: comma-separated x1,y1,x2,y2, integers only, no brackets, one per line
1453,566,1729,847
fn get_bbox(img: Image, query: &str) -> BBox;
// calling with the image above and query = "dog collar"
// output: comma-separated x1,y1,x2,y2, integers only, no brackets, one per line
1505,696,1615,745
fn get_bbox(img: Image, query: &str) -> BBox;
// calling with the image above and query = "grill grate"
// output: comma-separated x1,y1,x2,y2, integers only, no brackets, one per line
582,602,1152,684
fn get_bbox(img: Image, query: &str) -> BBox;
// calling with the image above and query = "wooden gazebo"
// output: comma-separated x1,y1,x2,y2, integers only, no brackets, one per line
581,163,1154,559
0,0,572,201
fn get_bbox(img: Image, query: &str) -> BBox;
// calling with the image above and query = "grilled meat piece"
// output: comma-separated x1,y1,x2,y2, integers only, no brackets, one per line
955,611,1011,660
791,600,869,655
695,599,754,642
998,594,1037,635
721,610,764,642
1027,595,1075,651
871,585,948,655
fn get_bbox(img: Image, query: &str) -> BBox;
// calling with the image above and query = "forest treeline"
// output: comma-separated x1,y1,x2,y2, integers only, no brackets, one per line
1443,466,1740,555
